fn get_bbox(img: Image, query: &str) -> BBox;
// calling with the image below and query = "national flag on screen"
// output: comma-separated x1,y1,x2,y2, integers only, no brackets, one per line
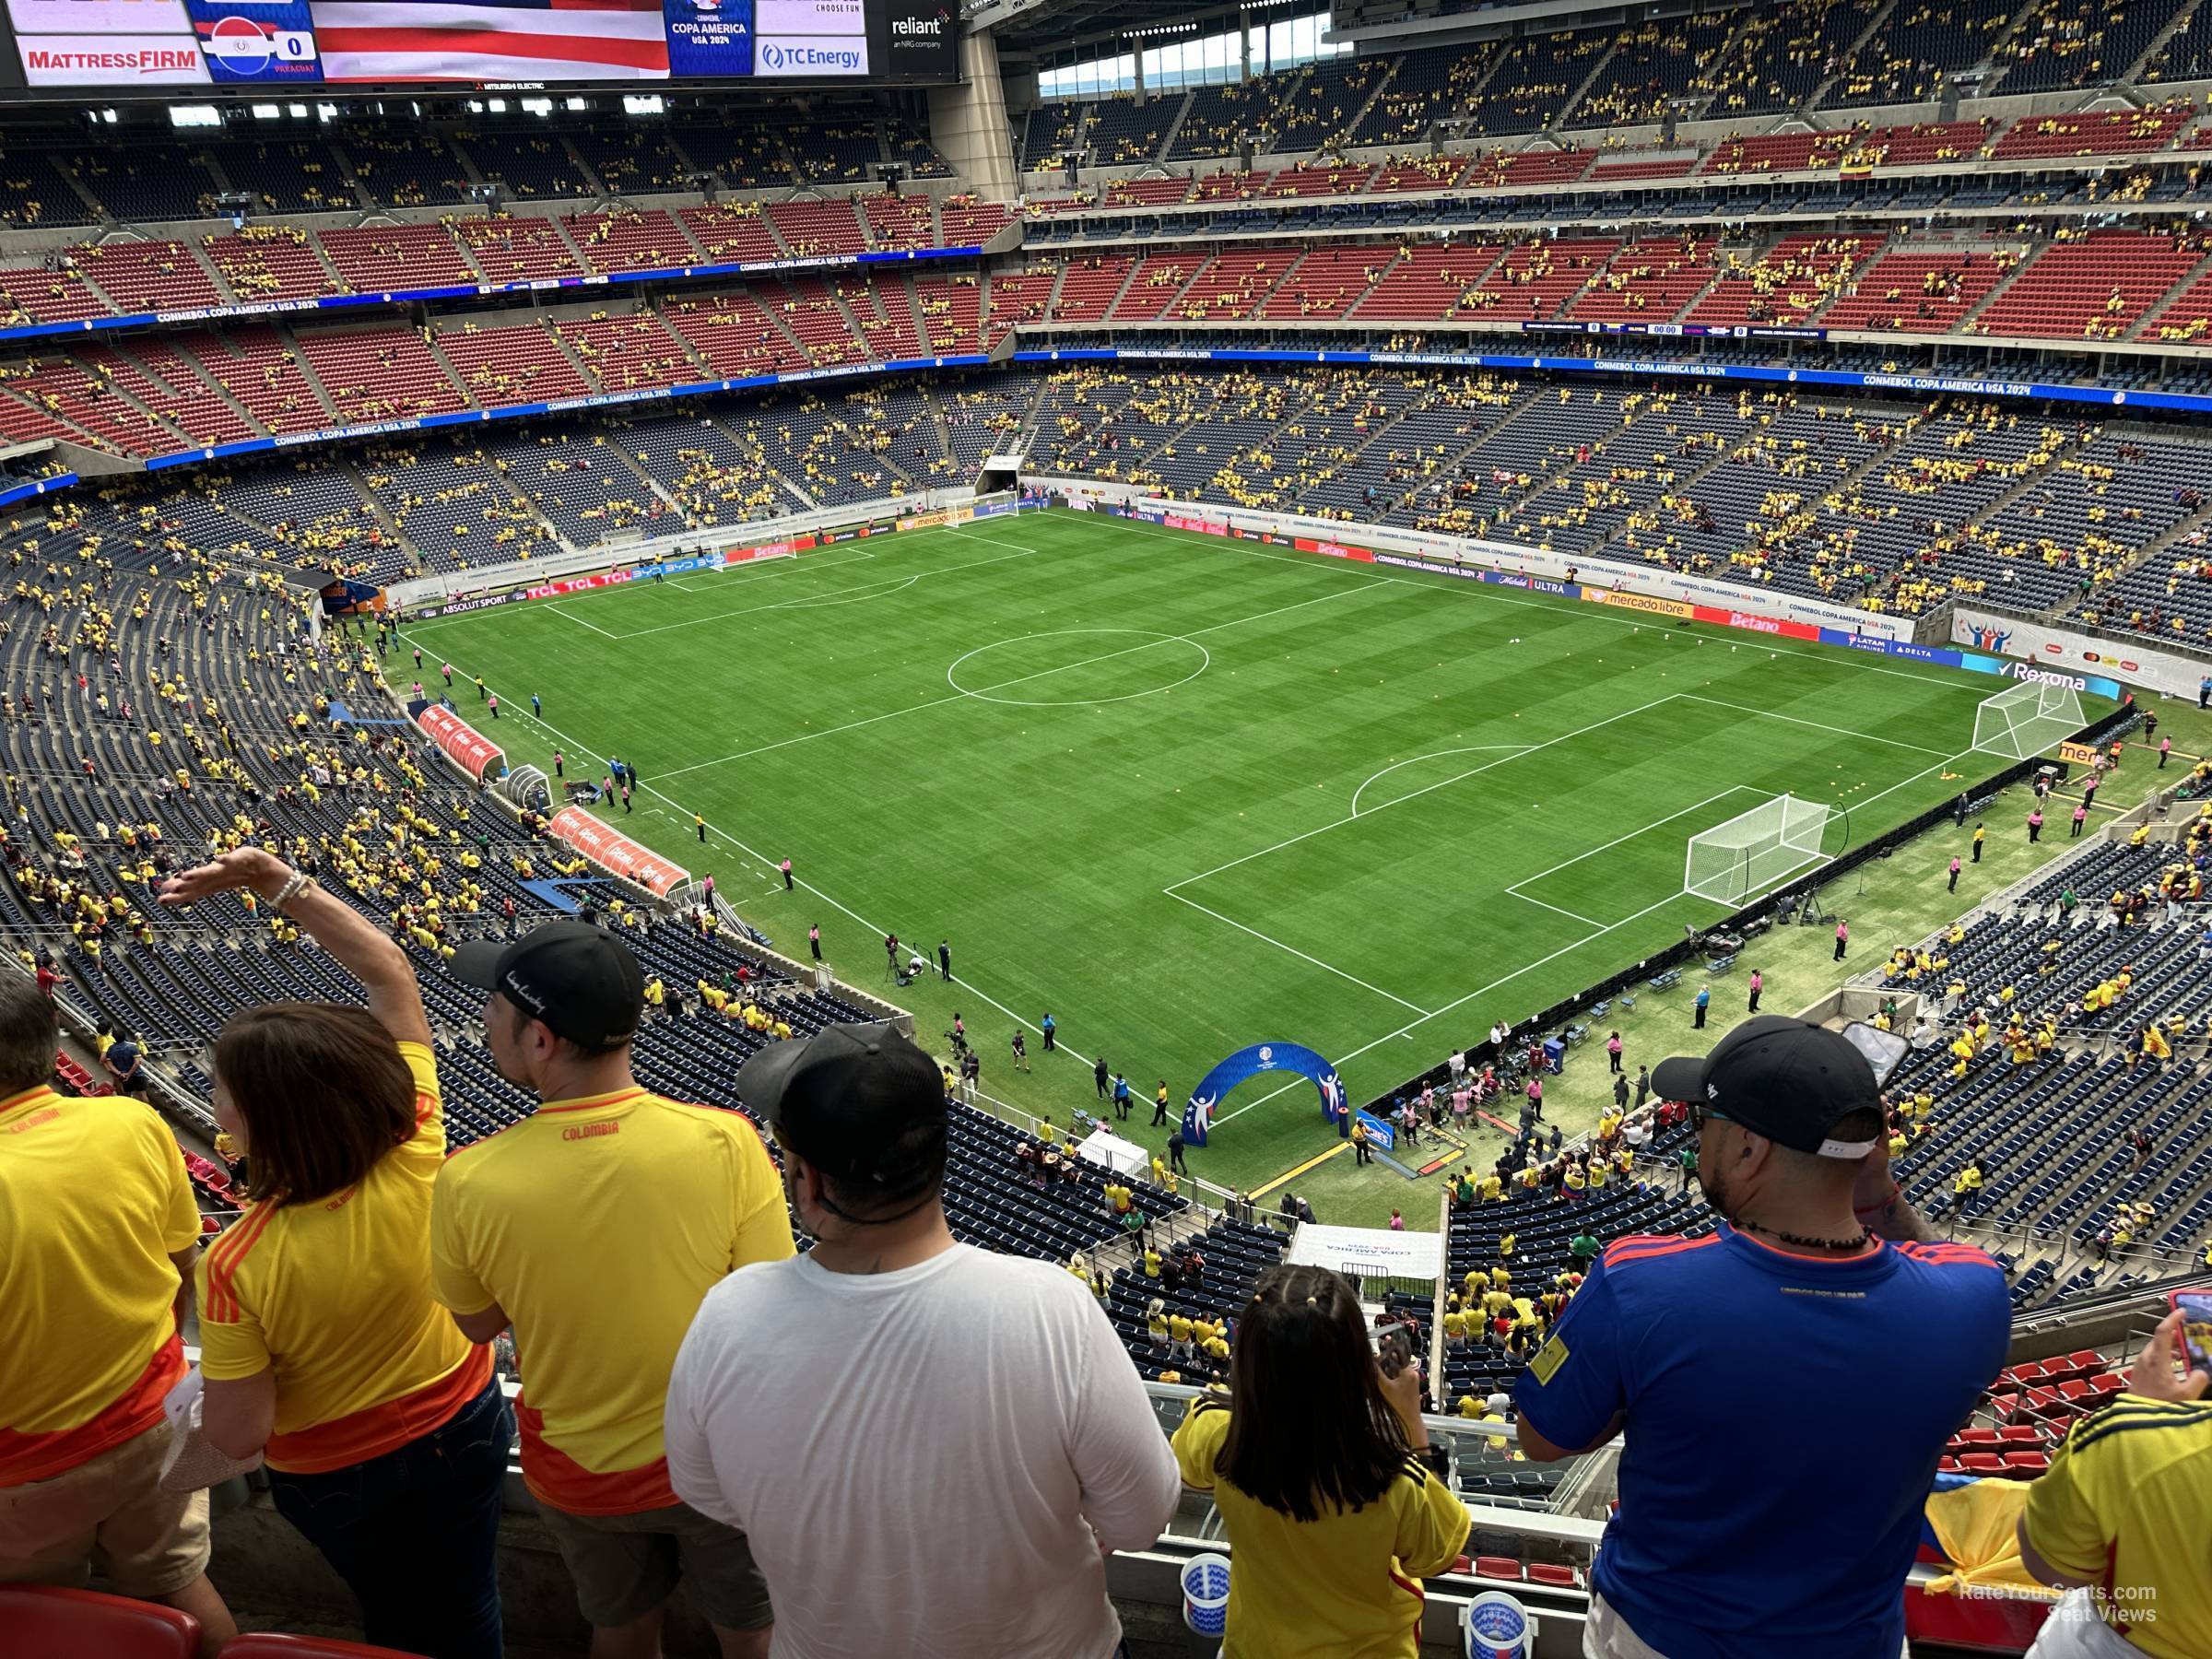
313,0,672,82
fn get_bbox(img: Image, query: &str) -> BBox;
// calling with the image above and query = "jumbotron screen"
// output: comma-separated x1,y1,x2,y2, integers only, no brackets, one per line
0,0,958,89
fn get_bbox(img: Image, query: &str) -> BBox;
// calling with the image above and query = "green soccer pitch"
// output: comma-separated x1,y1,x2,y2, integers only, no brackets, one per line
397,507,2078,1209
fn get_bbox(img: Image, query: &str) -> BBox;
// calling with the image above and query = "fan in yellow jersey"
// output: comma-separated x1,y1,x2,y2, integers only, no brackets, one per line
435,919,794,1654
162,846,506,1659
1171,1265,1471,1659
2019,1308,2211,1659
0,976,237,1651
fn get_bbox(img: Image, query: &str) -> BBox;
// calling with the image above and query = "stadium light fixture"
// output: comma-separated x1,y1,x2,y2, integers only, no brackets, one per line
624,94,667,116
522,98,553,116
288,102,310,118
565,97,590,112
170,105,223,129
251,103,281,120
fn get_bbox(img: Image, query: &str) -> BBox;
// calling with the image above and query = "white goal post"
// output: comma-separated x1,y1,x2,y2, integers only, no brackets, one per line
1684,794,1833,907
1971,680,2085,761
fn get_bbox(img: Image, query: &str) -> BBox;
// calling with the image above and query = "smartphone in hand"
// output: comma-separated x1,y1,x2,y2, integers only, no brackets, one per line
2172,1288,2212,1376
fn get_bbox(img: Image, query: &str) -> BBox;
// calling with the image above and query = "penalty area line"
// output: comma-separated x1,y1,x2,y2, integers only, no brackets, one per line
1163,889,1432,1017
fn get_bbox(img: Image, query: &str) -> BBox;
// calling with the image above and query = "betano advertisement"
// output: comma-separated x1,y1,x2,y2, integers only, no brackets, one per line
547,807,691,897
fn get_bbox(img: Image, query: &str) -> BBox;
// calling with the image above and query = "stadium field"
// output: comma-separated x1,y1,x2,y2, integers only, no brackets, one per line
398,508,2088,1205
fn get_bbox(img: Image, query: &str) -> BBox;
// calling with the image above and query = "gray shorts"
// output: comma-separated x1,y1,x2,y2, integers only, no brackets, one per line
535,1499,771,1631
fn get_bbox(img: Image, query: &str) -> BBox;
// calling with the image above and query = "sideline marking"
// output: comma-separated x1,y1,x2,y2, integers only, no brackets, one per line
611,545,1037,639
546,604,617,640
1163,890,1431,1016
1675,694,1953,758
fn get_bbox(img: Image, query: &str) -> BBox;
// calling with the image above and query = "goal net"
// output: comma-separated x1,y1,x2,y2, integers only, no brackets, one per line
1684,794,1833,907
1971,680,2085,761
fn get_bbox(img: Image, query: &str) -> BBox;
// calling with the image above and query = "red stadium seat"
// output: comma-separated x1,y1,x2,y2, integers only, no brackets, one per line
2056,1379,2094,1403
221,1637,421,1657
1997,1425,2043,1445
1955,1427,2001,1445
2088,1373,2126,1397
1527,1562,1579,1588
1475,1556,1524,1582
2002,1452,2051,1477
1938,1455,1964,1473
2065,1349,2105,1377
0,1584,199,1658
1959,1453,2006,1475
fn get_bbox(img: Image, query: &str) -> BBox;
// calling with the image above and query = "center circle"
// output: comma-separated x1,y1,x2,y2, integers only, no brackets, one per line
947,629,1211,708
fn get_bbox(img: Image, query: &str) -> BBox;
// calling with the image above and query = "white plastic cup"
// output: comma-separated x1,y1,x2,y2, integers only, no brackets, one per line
1464,1588,1535,1659
1182,1552,1231,1638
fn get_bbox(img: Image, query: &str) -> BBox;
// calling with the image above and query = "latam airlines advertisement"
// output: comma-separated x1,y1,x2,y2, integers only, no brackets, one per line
4,0,955,87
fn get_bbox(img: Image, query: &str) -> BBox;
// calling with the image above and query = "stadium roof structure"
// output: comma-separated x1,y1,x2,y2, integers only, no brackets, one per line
971,0,1276,62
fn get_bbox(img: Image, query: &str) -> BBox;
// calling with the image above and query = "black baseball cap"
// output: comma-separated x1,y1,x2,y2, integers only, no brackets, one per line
736,1022,947,1189
1651,1015,1882,1159
452,920,644,1049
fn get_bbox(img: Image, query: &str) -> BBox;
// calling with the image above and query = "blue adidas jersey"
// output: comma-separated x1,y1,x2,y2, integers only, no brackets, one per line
1514,1222,2010,1659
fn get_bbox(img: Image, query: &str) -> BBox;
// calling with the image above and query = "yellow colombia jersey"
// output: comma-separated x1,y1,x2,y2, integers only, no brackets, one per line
197,1043,491,1475
0,1086,201,1484
1171,1397,1471,1659
431,1084,794,1515
2022,1393,2212,1659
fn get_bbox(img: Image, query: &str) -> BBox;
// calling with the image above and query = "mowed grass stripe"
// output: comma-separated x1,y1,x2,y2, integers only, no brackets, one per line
401,511,2031,1203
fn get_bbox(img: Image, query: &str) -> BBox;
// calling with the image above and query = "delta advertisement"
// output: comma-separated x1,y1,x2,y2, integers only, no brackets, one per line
547,807,691,898
410,701,505,782
1953,611,2184,700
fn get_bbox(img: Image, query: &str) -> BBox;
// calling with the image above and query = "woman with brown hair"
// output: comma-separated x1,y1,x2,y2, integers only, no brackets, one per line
1170,1263,1470,1659
160,845,512,1659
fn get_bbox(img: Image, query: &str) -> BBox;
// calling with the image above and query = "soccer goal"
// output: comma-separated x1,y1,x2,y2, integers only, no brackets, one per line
1684,794,1833,907
1971,680,2085,761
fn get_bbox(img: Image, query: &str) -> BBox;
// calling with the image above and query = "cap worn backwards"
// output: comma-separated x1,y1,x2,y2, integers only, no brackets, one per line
1649,1015,1881,1159
451,919,644,1051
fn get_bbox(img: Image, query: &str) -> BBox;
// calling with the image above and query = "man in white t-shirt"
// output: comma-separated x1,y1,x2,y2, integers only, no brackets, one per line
666,1024,1180,1659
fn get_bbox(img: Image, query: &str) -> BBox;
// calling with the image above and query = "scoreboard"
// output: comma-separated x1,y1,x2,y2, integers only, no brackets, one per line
0,0,959,90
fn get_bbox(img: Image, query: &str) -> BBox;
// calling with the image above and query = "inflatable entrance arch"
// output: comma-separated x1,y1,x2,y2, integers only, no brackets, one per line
1181,1041,1347,1147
